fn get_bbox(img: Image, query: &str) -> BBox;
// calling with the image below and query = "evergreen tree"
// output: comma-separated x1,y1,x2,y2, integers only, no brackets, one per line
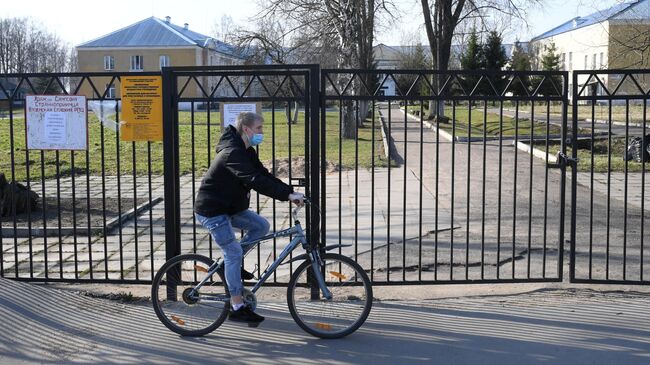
508,41,532,96
482,30,508,98
540,42,561,71
33,67,64,94
396,43,431,96
459,31,484,70
536,42,562,96
458,30,484,96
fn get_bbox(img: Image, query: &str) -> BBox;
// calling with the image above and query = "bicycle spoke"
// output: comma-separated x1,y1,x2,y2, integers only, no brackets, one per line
151,254,229,336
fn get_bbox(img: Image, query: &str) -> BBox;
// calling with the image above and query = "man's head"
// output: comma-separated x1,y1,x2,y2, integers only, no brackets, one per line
235,112,264,148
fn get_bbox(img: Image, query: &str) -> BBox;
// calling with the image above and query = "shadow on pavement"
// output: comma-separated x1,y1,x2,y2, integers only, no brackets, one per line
1,278,649,364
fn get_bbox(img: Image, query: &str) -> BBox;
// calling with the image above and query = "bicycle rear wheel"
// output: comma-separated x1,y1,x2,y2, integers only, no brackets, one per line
287,253,373,339
151,254,229,336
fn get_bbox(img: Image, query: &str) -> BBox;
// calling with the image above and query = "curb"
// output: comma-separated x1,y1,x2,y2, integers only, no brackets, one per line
377,109,399,163
1,196,163,238
512,141,558,164
399,107,455,143
585,118,646,129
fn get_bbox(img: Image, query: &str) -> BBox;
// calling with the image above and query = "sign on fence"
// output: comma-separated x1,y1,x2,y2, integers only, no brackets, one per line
25,95,88,150
120,76,163,141
220,102,260,129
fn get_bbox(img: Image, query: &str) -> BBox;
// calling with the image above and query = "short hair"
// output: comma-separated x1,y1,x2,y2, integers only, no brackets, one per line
235,112,263,134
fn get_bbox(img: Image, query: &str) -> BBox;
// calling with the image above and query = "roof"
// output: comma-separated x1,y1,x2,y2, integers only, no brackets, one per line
77,17,242,58
531,0,649,41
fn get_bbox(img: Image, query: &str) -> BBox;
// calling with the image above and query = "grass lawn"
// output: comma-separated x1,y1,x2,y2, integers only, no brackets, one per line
405,103,563,138
530,137,649,173
1,110,387,182
502,101,649,125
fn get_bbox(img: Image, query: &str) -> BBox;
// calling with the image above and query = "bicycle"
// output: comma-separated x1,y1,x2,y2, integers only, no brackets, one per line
151,198,373,339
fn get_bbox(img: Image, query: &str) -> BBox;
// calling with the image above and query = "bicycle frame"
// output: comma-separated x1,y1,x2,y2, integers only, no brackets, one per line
191,206,333,301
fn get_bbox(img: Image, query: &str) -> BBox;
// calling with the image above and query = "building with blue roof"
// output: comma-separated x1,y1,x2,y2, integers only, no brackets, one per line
529,0,650,99
76,16,244,99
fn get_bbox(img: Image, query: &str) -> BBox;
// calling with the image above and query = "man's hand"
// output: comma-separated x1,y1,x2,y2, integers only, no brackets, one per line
288,192,305,206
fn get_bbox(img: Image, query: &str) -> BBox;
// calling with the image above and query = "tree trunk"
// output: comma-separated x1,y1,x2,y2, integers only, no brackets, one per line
293,101,299,123
358,100,369,127
342,101,356,139
285,101,299,124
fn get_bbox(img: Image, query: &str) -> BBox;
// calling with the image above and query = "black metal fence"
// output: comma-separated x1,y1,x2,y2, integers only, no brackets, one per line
570,69,650,284
320,70,568,284
0,72,164,283
1,66,648,287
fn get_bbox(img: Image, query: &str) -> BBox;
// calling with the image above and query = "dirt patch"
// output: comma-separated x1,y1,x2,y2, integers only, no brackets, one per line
263,157,341,178
1,197,136,229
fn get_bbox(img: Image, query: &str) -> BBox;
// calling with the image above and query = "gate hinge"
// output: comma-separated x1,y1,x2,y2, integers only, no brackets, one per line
547,152,578,169
558,151,579,167
290,178,307,187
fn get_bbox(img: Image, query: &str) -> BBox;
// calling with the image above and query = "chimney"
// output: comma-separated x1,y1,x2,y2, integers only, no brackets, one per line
184,23,189,30
165,16,171,23
572,17,579,28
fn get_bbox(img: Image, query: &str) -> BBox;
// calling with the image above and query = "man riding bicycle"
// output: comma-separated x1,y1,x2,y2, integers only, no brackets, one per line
194,112,304,325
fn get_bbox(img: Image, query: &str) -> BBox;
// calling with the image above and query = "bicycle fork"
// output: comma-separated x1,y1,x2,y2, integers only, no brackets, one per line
309,251,333,300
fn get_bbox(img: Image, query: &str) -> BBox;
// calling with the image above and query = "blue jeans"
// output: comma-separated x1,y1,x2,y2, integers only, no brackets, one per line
195,210,270,296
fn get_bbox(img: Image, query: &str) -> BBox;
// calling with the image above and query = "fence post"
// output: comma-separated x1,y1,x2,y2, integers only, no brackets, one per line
162,67,181,300
568,71,578,282
308,65,321,300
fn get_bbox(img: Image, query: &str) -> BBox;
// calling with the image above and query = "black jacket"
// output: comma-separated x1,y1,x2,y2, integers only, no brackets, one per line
194,125,293,217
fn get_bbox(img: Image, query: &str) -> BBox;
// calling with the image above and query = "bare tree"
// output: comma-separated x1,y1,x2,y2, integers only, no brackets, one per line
256,0,396,138
419,0,541,119
234,18,325,124
212,14,238,44
0,17,72,74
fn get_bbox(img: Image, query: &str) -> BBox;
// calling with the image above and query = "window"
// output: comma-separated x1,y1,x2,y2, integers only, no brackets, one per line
130,55,143,71
106,84,115,99
569,52,573,71
159,55,170,69
592,54,597,69
600,52,605,68
561,53,566,70
584,55,588,69
103,55,114,70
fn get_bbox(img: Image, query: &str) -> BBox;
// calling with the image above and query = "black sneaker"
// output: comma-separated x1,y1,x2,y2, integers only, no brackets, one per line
241,267,255,280
229,306,265,324
216,265,255,281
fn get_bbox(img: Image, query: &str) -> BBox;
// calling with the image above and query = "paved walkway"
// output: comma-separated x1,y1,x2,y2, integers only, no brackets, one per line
1,278,649,365
1,166,454,282
390,104,648,281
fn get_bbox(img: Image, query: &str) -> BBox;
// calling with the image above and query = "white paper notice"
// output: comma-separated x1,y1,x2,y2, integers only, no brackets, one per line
43,112,67,144
221,103,258,128
25,95,87,150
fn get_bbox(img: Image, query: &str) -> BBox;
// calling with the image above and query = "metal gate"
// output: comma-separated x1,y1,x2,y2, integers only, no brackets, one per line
161,65,320,286
570,69,650,285
319,69,569,284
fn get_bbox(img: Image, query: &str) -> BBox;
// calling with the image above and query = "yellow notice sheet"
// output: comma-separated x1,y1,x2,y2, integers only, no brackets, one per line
120,76,163,141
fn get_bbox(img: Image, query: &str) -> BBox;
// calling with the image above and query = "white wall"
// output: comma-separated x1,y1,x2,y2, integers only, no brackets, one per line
531,22,611,97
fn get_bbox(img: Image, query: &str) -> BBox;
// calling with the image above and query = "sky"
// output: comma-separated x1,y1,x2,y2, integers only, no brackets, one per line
0,0,625,47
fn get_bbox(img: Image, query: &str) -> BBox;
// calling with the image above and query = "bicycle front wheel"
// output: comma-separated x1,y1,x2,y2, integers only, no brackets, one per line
287,253,373,339
151,254,229,337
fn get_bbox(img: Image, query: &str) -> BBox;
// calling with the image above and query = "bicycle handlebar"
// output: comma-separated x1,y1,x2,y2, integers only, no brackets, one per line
291,196,320,222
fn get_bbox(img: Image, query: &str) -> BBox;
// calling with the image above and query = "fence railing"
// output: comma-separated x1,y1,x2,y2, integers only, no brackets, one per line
570,69,650,284
1,67,648,286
